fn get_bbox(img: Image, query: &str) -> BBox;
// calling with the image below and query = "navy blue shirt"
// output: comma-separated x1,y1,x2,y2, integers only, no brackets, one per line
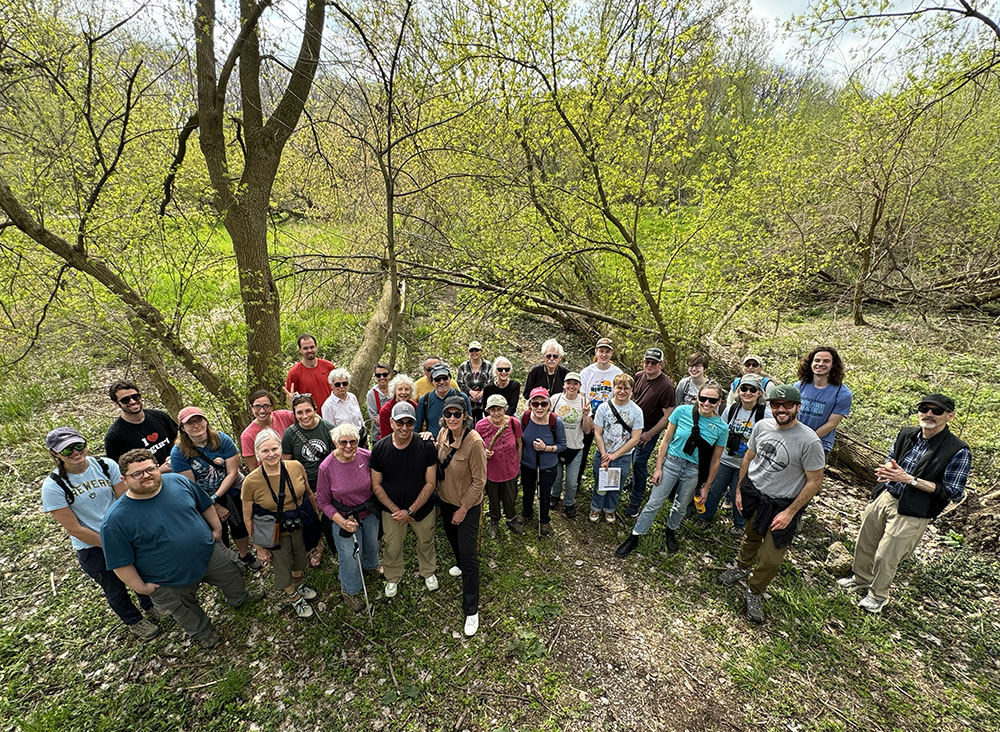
100,474,214,586
520,417,567,470
415,389,472,438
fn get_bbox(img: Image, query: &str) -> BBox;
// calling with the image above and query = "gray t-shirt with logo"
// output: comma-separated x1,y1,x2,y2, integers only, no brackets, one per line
747,419,825,499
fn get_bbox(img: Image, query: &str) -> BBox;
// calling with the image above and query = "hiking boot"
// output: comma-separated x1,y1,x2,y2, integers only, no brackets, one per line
664,527,679,552
240,552,264,571
128,619,160,641
341,593,364,615
604,511,615,523
296,583,318,601
859,594,888,614
564,504,577,519
292,596,315,618
488,521,499,539
507,518,525,535
145,606,170,620
744,588,765,623
837,576,869,594
615,534,640,558
539,522,552,536
718,566,749,586
196,629,222,648
549,496,560,510
589,510,601,523
424,574,439,592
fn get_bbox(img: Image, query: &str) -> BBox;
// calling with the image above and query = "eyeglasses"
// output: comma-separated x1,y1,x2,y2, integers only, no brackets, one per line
697,395,720,405
337,439,359,447
332,381,349,388
433,376,450,383
530,400,549,408
917,404,946,416
544,354,560,360
739,385,759,393
496,367,511,373
57,442,86,456
443,410,464,419
126,466,158,480
375,372,389,379
251,403,273,412
118,393,141,404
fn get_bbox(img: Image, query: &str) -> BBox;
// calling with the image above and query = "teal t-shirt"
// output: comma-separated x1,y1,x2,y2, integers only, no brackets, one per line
666,404,728,463
100,474,214,586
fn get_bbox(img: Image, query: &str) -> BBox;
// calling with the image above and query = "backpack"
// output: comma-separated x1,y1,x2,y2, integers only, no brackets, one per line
49,456,114,506
520,410,558,442
726,402,767,424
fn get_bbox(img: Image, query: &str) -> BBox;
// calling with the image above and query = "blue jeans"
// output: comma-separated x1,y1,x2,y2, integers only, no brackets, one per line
590,452,634,512
634,454,699,535
702,462,745,528
332,513,380,595
552,449,584,507
77,546,153,625
625,439,658,515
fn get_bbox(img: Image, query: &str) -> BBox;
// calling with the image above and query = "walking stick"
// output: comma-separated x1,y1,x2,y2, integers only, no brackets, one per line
352,532,374,629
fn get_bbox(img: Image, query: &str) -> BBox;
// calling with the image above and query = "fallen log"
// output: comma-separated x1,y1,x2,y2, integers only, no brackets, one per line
828,428,885,484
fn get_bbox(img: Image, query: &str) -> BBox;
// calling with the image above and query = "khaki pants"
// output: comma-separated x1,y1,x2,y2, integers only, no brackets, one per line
737,509,789,595
270,530,308,592
853,491,930,601
381,509,437,582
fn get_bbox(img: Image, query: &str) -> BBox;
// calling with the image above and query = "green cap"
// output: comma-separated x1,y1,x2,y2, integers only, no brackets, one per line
766,384,801,403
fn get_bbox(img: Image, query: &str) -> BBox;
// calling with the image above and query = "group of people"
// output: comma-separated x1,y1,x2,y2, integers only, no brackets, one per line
40,334,971,647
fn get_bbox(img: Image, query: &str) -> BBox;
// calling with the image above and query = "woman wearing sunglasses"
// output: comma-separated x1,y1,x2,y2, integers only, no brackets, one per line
518,387,567,535
483,356,520,417
40,427,160,640
321,369,368,448
617,382,728,557
315,423,380,615
697,373,772,534
435,396,487,636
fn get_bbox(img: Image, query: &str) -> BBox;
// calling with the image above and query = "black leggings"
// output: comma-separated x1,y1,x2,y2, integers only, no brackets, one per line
438,501,481,616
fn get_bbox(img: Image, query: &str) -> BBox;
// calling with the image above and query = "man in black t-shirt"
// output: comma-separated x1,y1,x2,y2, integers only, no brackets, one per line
370,402,438,599
103,380,178,472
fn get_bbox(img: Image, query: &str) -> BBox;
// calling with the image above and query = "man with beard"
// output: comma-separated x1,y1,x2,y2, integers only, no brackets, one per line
100,449,261,648
103,380,177,471
837,394,970,613
285,333,337,411
717,385,825,623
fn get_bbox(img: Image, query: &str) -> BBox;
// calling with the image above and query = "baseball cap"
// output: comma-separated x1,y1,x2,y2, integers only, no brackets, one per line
595,337,613,350
468,341,483,351
564,371,582,383
737,373,764,389
177,406,207,424
643,348,663,362
443,395,467,412
766,385,801,403
391,402,416,421
46,426,86,453
430,364,451,380
529,387,550,401
742,353,764,367
919,393,955,412
486,394,508,410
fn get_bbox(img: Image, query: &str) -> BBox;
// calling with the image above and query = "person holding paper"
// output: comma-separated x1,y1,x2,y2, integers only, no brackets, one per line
590,374,644,524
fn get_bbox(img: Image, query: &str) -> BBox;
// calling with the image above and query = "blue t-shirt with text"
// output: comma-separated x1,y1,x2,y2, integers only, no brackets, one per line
41,457,122,551
793,381,853,451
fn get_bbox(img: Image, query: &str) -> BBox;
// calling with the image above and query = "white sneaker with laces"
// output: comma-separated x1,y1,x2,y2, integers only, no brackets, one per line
859,594,888,613
448,566,462,577
424,574,439,591
464,613,479,637
384,581,398,598
837,576,869,594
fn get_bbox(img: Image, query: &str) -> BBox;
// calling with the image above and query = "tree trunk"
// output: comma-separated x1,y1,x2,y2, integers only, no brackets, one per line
828,428,885,483
348,276,399,402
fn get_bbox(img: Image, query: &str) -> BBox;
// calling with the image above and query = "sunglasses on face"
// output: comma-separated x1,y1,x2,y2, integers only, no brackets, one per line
433,376,450,383
394,419,415,426
698,395,720,405
496,367,511,373
744,362,760,368
337,439,359,447
770,401,796,410
58,442,86,456
739,385,759,393
118,393,141,404
375,372,389,379
127,466,158,480
544,354,559,360
443,410,464,419
332,381,349,388
917,404,946,416
530,400,549,408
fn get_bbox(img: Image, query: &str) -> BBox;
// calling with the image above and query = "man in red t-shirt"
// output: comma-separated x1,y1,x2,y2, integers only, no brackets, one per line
285,333,337,410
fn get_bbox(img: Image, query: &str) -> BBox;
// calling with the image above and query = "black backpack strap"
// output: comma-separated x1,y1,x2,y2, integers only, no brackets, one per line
50,471,75,506
607,401,633,433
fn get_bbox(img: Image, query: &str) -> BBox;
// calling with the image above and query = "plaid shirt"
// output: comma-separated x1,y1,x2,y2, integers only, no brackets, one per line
457,359,494,395
886,436,971,502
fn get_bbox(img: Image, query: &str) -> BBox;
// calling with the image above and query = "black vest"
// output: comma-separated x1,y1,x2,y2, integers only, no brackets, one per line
889,426,968,519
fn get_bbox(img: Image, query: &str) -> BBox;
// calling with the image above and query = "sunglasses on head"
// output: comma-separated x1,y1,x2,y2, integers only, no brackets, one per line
739,385,759,393
530,400,549,408
443,410,464,419
496,367,511,373
917,404,946,416
698,395,720,405
433,376,450,383
375,372,389,378
57,442,86,456
118,393,141,404
332,381,349,388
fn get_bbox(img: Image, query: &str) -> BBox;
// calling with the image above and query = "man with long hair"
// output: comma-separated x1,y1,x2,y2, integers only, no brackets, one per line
793,346,852,453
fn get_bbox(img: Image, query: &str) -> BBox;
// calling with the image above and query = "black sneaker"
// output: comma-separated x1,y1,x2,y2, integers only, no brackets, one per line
488,521,499,539
507,518,525,536
624,508,641,520
549,496,560,510
615,534,640,558
564,504,577,519
664,527,679,553
744,588,765,623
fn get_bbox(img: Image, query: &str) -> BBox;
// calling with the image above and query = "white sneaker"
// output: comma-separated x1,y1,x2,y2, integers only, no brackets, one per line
464,613,479,637
859,594,888,613
384,581,398,598
448,566,462,577
837,576,868,594
424,574,439,591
